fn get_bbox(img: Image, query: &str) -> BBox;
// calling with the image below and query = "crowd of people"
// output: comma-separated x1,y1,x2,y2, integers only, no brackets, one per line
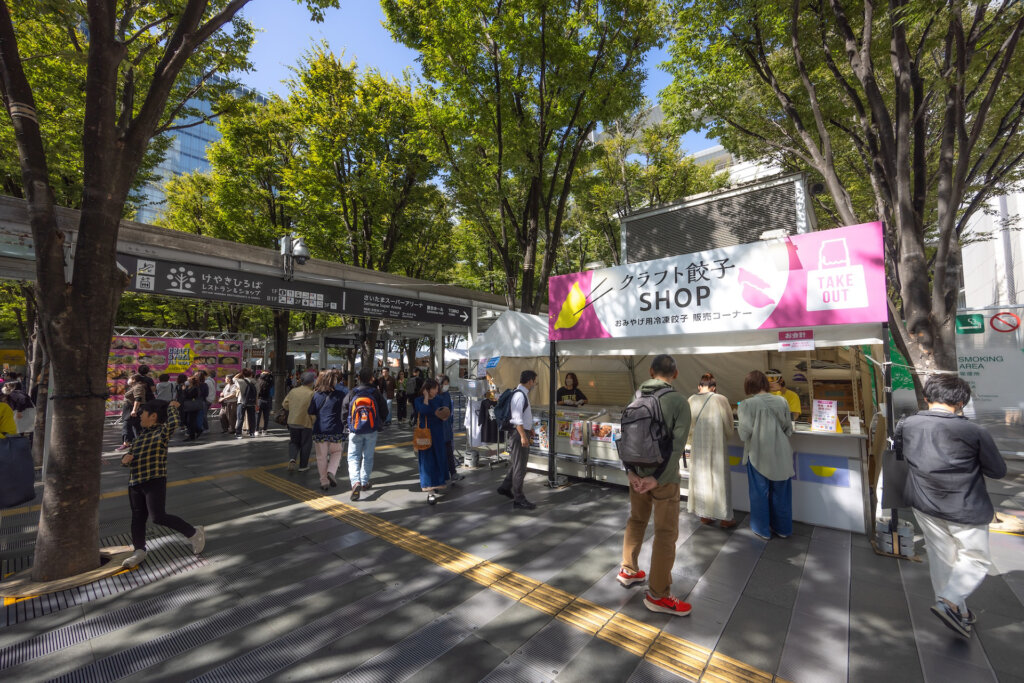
614,354,1006,638
103,354,1006,640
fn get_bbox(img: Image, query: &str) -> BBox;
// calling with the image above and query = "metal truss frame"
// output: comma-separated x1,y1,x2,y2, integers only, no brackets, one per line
114,326,247,341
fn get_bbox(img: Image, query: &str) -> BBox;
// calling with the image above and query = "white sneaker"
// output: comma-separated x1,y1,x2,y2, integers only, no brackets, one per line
190,526,206,554
122,548,147,568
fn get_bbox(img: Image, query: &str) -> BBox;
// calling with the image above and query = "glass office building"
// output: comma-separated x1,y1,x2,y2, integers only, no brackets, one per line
135,79,266,225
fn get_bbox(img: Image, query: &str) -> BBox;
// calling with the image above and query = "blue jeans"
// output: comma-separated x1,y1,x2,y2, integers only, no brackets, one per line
385,399,393,425
347,431,378,487
746,461,793,538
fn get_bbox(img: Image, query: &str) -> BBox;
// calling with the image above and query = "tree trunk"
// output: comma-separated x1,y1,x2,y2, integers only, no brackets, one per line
405,338,419,374
31,356,48,468
344,347,357,385
272,309,290,410
359,319,378,369
32,210,126,581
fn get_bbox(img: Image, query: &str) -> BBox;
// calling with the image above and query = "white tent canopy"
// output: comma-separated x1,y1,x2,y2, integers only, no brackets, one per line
467,310,550,359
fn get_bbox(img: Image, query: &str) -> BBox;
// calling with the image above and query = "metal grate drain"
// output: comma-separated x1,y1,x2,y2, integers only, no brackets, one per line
189,585,395,683
55,559,370,683
1,529,206,628
333,615,471,683
0,574,222,671
480,658,554,683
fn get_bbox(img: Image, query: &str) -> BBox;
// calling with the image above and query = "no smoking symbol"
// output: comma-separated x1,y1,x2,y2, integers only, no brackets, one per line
990,311,1021,333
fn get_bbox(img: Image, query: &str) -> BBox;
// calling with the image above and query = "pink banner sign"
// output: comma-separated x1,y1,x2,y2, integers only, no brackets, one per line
106,336,244,416
548,222,886,341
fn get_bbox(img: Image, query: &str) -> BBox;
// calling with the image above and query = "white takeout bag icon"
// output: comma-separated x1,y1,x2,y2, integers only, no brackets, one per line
806,239,869,311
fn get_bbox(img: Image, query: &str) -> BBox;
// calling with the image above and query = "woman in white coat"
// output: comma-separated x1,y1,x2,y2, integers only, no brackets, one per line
686,372,736,528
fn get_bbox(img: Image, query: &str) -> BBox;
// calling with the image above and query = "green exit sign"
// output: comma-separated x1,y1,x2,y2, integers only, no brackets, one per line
955,314,984,334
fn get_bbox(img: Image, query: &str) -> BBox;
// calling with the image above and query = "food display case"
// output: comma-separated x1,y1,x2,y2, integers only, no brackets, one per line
528,406,607,480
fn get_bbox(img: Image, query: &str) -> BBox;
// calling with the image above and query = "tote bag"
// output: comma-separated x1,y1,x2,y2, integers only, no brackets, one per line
0,436,35,509
413,413,432,451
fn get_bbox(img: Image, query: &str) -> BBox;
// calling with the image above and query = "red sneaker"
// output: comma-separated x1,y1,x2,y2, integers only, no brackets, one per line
617,568,647,587
644,593,692,616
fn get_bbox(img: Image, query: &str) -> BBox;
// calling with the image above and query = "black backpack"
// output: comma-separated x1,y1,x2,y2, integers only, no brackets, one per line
493,388,527,432
617,387,675,471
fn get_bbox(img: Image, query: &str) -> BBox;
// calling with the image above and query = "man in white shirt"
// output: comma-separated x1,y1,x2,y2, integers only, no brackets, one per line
497,370,538,510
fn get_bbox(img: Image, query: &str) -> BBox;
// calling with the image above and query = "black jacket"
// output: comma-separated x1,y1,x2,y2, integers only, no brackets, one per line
900,410,1006,525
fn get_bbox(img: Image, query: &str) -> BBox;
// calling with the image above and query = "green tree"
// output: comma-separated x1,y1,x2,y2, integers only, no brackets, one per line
662,0,1024,378
0,0,336,582
163,96,300,404
384,0,666,313
564,113,730,269
285,47,447,364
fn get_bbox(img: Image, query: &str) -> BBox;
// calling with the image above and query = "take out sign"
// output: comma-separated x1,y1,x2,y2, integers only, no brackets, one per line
548,222,887,341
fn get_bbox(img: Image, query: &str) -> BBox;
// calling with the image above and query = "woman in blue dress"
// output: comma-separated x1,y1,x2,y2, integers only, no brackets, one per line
413,378,450,504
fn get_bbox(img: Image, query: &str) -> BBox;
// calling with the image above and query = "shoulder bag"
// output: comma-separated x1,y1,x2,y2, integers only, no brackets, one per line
413,412,432,451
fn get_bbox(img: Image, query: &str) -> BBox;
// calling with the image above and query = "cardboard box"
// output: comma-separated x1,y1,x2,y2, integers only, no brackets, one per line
812,381,856,412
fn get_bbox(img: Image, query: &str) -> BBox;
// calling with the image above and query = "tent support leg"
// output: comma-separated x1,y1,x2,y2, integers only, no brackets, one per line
547,341,565,487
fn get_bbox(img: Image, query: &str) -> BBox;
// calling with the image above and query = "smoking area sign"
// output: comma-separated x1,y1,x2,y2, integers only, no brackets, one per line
955,314,985,334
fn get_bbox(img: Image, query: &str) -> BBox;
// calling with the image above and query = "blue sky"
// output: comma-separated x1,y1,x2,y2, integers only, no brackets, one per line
239,2,715,154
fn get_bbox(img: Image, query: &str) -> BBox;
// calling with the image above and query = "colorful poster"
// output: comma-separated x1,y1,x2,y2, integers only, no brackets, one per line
531,422,549,451
548,222,886,341
590,422,621,443
105,336,244,416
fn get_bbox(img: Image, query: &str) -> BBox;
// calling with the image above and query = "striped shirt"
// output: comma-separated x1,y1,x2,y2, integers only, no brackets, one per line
127,406,181,486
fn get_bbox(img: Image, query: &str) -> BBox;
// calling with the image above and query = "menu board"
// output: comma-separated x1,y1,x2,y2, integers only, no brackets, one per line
556,419,586,446
105,336,244,416
590,422,621,443
811,399,838,432
531,422,550,451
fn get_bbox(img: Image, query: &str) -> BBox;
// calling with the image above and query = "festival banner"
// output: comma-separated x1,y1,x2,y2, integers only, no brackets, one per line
548,222,887,341
105,336,244,416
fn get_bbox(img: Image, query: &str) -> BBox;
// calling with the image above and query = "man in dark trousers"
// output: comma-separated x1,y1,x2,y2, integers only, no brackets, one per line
497,370,538,510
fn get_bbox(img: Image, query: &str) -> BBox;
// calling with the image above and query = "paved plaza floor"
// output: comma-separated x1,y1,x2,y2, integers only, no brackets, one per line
1,422,1023,682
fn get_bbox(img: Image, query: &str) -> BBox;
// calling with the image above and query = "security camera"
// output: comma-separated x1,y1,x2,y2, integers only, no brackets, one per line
292,238,310,265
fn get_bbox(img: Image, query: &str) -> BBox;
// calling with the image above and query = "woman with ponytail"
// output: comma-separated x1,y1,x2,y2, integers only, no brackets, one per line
686,372,736,528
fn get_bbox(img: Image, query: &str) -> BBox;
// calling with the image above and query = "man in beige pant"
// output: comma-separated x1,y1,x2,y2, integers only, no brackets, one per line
618,354,693,616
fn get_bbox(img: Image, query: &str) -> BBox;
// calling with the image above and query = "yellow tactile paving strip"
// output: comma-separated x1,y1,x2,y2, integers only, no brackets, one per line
2,434,783,680
245,469,780,682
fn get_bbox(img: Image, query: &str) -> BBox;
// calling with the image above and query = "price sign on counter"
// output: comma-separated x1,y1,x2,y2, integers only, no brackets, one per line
811,399,838,432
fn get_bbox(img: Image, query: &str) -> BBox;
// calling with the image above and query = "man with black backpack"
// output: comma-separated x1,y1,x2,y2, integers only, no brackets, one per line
341,367,389,501
495,370,538,510
616,354,692,616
